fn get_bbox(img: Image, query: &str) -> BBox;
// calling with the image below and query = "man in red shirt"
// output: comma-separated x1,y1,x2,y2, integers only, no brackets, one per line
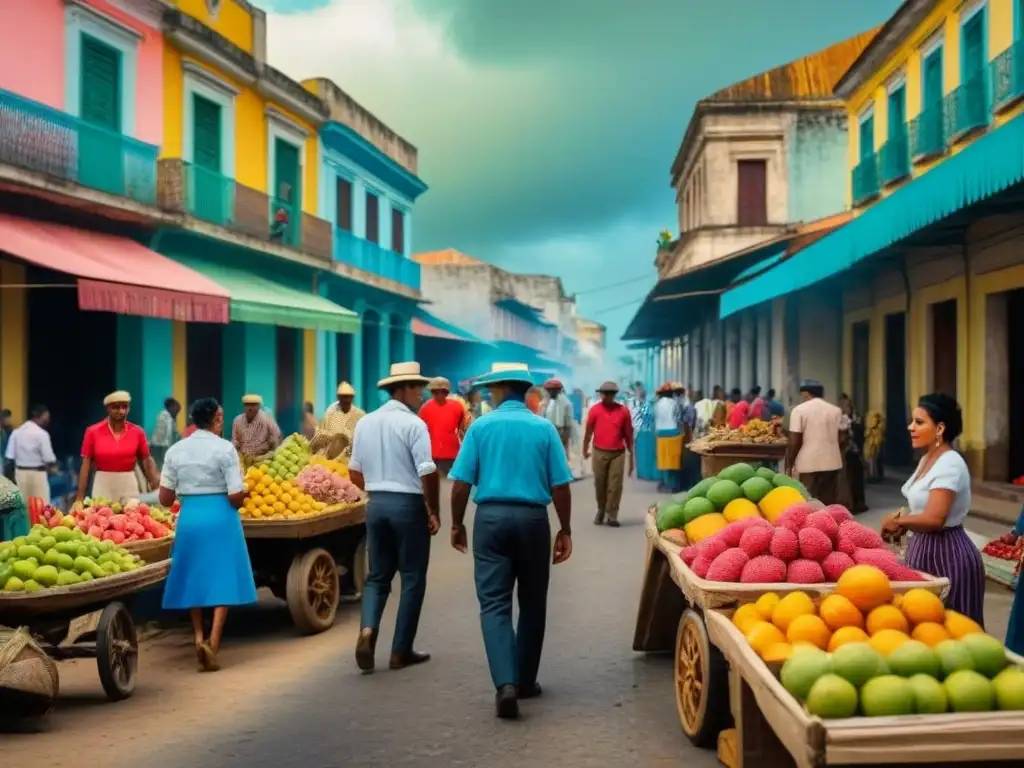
583,380,634,527
419,377,467,477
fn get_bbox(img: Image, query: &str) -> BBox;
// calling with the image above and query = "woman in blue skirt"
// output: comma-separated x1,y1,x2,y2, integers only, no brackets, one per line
159,398,256,671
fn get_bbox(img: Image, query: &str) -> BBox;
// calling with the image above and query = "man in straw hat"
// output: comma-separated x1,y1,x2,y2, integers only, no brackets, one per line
350,362,441,673
77,390,160,503
449,363,573,719
419,376,468,477
309,382,365,459
541,378,574,457
231,394,281,460
583,380,634,527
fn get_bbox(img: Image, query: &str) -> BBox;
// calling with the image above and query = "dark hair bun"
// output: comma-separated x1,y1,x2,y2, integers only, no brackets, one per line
189,397,221,430
918,392,963,443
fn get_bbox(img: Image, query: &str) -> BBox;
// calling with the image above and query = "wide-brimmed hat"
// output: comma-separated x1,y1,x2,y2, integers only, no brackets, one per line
377,362,430,389
242,394,263,405
543,378,563,390
103,390,131,406
428,377,452,392
336,382,356,397
597,380,619,393
656,382,673,395
472,363,535,388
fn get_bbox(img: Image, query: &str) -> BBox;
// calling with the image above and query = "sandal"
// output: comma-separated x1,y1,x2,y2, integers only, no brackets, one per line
199,642,220,672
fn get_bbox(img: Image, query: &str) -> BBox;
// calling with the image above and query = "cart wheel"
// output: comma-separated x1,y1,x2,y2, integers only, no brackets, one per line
352,534,369,597
96,602,138,702
286,547,340,634
675,608,730,748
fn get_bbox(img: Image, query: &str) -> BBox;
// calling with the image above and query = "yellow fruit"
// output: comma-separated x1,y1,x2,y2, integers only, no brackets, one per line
757,486,806,524
722,498,761,523
901,588,945,626
835,565,893,612
828,625,870,652
891,594,904,609
683,513,728,543
869,628,911,657
866,604,910,636
911,621,951,647
733,604,762,635
786,614,832,650
761,642,793,663
273,501,286,513
288,501,300,512
259,504,274,516
772,591,816,633
754,592,780,621
819,594,864,631
746,621,787,656
944,610,984,639
280,493,292,505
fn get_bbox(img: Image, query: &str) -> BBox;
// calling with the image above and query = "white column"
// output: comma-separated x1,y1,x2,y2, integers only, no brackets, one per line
724,318,739,392
739,310,756,391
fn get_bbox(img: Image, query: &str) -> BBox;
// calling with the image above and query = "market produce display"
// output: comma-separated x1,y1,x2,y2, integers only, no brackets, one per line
66,499,175,544
296,464,362,505
262,433,312,482
699,419,786,446
308,455,349,477
982,533,1023,562
0,523,147,592
242,465,329,520
731,565,1024,717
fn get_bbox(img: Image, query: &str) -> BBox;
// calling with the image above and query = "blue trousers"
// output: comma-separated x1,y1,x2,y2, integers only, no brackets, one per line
360,491,431,656
473,502,551,690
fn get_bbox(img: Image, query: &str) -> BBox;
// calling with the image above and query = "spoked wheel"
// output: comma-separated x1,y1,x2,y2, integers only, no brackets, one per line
96,601,138,701
675,608,730,748
352,534,369,598
286,547,340,634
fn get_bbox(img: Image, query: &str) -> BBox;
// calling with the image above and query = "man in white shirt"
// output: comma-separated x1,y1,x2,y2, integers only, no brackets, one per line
785,379,845,506
5,404,57,503
348,362,441,674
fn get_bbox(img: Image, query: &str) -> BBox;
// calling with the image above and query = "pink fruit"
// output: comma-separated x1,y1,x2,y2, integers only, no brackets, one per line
681,546,699,565
720,517,769,547
691,554,714,578
805,510,840,542
852,547,899,568
776,503,816,532
798,527,834,561
738,526,773,558
837,521,885,554
49,516,63,528
143,532,154,540
825,504,854,524
107,530,126,544
87,525,103,538
769,527,800,562
98,506,113,517
138,504,150,516
739,555,788,583
706,548,750,582
885,563,925,581
787,559,826,584
110,517,128,532
821,551,855,581
696,536,730,560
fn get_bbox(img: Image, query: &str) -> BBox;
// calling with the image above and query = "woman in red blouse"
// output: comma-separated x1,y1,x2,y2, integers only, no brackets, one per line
76,391,160,504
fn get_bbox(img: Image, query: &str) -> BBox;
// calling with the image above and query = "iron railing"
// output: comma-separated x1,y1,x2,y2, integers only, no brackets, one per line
334,227,421,290
851,154,880,206
879,131,910,185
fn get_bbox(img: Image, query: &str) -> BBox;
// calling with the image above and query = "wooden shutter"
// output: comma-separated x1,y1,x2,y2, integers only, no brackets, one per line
80,35,121,131
859,116,874,159
336,177,352,231
192,95,221,171
274,138,300,204
923,50,943,108
736,160,767,227
962,15,984,81
365,192,379,244
887,87,905,139
391,207,404,254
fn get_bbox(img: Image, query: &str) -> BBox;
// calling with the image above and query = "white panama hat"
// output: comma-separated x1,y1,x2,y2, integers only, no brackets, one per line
377,362,431,389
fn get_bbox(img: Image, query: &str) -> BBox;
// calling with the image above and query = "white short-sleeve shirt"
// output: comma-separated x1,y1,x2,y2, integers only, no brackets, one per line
789,397,843,473
160,430,244,496
901,450,972,528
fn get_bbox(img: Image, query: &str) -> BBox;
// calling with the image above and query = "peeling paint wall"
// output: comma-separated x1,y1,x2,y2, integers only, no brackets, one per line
787,110,849,223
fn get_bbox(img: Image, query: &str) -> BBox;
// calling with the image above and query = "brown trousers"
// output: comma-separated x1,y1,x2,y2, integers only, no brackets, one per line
557,427,572,457
592,448,625,521
801,469,841,507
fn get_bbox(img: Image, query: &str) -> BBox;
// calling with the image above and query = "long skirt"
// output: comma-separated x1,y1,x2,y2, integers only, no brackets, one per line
91,470,142,503
162,494,257,610
655,429,683,471
905,526,986,627
635,429,658,481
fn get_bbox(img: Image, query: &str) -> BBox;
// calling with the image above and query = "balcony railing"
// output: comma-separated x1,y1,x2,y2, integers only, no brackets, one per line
851,154,880,206
991,42,1024,111
0,88,158,204
879,132,910,185
183,162,235,226
334,227,421,290
909,104,946,161
944,73,988,141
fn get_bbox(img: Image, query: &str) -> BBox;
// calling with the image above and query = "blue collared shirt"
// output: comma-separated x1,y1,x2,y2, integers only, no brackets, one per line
349,399,436,495
450,400,572,506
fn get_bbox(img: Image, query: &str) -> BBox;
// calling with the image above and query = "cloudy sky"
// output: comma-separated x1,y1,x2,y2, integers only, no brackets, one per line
253,0,900,359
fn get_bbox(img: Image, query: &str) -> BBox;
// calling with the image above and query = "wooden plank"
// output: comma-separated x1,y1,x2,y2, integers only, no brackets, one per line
242,501,366,540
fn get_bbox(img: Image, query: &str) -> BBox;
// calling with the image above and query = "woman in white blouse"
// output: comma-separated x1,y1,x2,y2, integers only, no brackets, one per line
159,398,257,671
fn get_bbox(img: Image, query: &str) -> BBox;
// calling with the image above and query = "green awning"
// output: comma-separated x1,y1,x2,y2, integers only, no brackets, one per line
175,258,360,334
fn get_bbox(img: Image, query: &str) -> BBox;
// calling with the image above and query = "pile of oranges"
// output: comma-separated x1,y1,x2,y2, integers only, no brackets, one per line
241,465,329,520
734,564,983,662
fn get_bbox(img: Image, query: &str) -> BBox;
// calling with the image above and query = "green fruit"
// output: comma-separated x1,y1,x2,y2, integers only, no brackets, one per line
79,571,94,582
830,643,887,688
76,544,91,558
908,674,948,714
887,640,940,679
101,561,121,574
686,477,715,500
22,579,42,593
943,669,995,712
705,479,743,510
98,541,113,554
805,674,858,719
960,633,1008,678
37,535,56,551
3,576,25,592
781,647,832,701
74,556,105,579
755,466,776,481
740,476,773,504
32,564,59,587
0,564,12,589
12,560,36,581
53,527,75,542
97,552,117,565
42,549,62,567
57,570,82,586
656,501,687,532
11,537,27,548
718,462,755,486
860,675,915,716
56,553,75,570
991,667,1024,710
934,640,975,679
772,473,810,498
17,544,45,561
682,496,715,524
0,543,14,561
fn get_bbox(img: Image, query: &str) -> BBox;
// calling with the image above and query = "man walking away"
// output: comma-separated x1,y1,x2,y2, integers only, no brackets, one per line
5,404,57,504
350,362,441,673
785,379,845,506
584,381,634,527
449,363,572,719
151,398,181,470
542,379,574,456
419,377,467,477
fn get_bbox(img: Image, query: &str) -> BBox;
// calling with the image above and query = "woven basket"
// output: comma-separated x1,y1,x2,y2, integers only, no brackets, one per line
0,626,59,719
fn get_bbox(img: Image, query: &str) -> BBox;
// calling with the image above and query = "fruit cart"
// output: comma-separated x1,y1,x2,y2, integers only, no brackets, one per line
633,510,950,749
0,560,170,703
703,608,1024,767
243,500,368,635
689,440,788,479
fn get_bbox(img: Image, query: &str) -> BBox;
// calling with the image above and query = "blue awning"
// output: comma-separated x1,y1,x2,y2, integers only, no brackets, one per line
720,109,1024,319
413,307,491,344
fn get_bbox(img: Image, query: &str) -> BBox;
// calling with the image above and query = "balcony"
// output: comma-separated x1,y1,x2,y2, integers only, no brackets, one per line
334,228,421,290
879,132,910,186
183,162,235,226
909,104,945,162
851,154,880,206
943,73,989,143
991,42,1024,112
0,88,158,204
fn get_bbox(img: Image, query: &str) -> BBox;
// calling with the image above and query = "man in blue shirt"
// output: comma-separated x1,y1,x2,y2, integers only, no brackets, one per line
449,363,573,720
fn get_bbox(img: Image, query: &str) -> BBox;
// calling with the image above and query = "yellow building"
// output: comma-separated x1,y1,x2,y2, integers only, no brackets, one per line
721,0,1024,483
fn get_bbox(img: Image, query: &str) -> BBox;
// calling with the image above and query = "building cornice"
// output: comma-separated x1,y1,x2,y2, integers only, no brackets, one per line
257,69,328,126
182,60,240,95
163,10,258,85
65,0,144,41
104,0,169,28
321,121,428,202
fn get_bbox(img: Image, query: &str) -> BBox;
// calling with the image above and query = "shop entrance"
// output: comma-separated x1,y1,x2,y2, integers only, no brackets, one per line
186,323,223,407
275,326,301,436
361,310,382,411
882,312,911,468
1008,289,1024,481
931,299,958,397
851,319,870,416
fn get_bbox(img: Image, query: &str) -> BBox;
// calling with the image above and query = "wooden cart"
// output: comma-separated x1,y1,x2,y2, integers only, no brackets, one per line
633,511,950,749
688,440,788,479
242,500,368,635
0,561,171,702
122,535,174,563
704,608,1024,767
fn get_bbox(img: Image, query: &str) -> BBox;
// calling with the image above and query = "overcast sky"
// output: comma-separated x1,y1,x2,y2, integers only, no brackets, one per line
253,0,901,359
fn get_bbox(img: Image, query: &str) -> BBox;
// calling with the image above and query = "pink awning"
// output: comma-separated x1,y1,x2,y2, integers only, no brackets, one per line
0,214,230,323
412,317,465,341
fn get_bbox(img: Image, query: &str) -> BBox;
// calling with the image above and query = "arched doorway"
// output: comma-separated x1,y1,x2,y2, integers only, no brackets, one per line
362,309,382,411
389,314,408,365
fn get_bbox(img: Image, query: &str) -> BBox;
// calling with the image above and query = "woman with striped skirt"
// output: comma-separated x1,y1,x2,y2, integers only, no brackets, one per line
880,393,985,626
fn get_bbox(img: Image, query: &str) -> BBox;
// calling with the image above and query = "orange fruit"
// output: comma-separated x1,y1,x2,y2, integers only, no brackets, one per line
891,594,904,609
761,642,793,663
786,614,832,650
866,604,910,636
746,621,787,656
900,588,945,625
828,625,870,652
732,603,762,635
819,594,864,631
911,621,951,647
869,628,911,657
772,591,816,632
754,592,780,621
944,610,984,639
836,565,893,612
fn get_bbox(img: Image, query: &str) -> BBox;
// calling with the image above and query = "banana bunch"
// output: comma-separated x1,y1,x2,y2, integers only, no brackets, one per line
705,419,786,445
864,411,885,459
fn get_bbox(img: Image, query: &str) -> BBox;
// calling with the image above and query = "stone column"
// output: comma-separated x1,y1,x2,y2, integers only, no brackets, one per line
724,318,739,392
739,310,756,392
756,306,772,391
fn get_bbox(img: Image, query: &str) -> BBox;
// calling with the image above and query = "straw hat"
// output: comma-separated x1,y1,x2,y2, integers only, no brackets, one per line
427,377,452,392
656,382,673,395
103,391,131,406
336,382,356,397
472,363,535,388
377,362,430,389
242,394,263,405
597,380,619,393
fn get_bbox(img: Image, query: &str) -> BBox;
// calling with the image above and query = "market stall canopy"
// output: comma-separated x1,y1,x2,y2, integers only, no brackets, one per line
0,214,230,322
412,308,491,344
174,257,359,334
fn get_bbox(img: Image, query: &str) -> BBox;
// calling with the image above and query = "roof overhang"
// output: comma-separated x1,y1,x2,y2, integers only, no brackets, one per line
321,121,428,202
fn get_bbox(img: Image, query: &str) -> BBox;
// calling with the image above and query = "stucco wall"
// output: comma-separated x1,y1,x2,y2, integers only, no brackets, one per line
787,110,849,223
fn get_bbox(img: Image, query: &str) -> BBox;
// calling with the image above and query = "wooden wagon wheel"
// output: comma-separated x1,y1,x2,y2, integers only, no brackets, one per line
674,608,730,747
286,547,340,634
352,534,369,598
96,602,138,701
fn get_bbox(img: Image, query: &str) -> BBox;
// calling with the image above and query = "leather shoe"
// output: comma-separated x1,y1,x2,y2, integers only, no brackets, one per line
517,681,542,699
496,684,519,719
389,650,431,670
355,628,378,673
